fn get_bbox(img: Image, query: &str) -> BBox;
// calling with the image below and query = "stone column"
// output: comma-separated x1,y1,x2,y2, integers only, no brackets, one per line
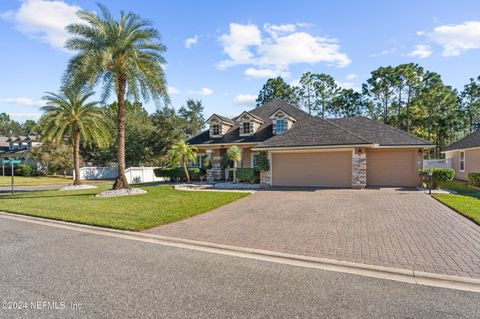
352,149,366,188
206,150,223,182
260,171,271,186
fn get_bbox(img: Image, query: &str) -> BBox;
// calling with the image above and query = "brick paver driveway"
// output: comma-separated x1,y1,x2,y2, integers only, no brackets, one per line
145,188,480,278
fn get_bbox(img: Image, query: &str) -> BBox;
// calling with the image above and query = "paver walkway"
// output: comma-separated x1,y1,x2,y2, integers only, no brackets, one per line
145,188,480,278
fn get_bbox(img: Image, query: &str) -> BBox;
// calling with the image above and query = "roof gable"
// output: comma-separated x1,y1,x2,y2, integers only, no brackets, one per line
443,130,480,152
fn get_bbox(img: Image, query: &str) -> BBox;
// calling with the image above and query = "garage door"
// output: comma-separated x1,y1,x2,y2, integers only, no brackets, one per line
272,151,352,187
367,149,419,187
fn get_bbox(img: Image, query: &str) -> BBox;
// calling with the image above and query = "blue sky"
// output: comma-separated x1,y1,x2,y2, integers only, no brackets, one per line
1,0,480,122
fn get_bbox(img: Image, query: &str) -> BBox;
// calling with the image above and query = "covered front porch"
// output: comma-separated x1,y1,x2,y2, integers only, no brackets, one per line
194,144,258,182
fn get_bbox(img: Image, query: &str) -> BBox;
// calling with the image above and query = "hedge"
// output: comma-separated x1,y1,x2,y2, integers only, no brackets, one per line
154,167,203,181
235,168,260,183
468,172,480,187
15,164,39,177
419,168,455,188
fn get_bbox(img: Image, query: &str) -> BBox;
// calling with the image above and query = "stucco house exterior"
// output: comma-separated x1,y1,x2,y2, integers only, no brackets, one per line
188,99,433,188
443,130,480,181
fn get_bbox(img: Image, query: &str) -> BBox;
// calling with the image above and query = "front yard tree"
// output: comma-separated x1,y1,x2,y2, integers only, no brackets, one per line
169,140,197,183
227,146,242,182
460,76,480,133
65,4,169,190
41,89,110,185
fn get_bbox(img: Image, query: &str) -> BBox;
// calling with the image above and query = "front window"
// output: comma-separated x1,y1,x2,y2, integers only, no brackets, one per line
276,119,286,133
460,151,465,172
241,122,251,135
252,153,259,168
212,124,221,136
188,155,203,168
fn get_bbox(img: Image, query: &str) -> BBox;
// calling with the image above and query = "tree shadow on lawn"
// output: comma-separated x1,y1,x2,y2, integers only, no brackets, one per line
0,193,95,200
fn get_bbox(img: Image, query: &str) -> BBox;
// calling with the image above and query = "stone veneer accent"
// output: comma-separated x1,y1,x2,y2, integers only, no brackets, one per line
352,152,367,188
207,156,223,182
260,171,271,186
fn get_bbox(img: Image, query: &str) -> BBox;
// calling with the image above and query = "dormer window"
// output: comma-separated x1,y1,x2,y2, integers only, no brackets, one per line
269,108,296,135
235,111,264,137
212,124,221,136
241,122,252,135
276,119,286,133
207,114,235,138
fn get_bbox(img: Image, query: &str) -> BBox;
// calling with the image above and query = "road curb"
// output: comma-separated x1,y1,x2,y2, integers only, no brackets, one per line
1,211,479,293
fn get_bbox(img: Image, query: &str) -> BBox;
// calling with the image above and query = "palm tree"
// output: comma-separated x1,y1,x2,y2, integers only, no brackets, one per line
227,146,242,182
41,89,111,185
169,140,197,183
64,4,169,189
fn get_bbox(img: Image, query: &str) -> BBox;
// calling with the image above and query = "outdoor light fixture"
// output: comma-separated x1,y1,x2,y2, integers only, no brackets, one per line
418,149,423,156
357,148,363,156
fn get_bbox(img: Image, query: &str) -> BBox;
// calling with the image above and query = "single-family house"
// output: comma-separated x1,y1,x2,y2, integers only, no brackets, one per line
188,99,434,188
0,135,41,166
443,130,480,180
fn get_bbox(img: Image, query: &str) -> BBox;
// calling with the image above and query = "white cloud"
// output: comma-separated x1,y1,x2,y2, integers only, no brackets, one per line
217,22,350,75
218,23,262,69
244,67,288,78
0,97,44,108
429,21,480,56
345,73,358,81
1,0,83,51
167,86,180,95
234,94,256,106
408,44,432,58
9,112,42,121
184,35,198,48
190,88,213,96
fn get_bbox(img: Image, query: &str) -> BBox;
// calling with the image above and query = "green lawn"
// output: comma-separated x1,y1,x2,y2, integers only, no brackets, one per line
0,185,248,231
434,180,480,225
0,175,110,186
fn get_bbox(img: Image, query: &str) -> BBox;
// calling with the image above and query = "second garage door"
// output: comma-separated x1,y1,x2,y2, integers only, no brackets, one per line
272,151,352,187
367,149,419,187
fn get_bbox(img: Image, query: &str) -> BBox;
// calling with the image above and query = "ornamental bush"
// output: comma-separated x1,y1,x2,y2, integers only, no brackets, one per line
14,164,38,177
468,172,480,187
419,168,455,188
256,152,270,172
154,167,202,182
235,168,260,184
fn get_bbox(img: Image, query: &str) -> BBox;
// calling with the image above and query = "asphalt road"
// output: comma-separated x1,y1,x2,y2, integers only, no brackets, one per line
0,218,479,319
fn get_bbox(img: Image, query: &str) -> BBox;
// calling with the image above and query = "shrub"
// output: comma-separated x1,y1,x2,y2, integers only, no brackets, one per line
235,168,260,183
256,152,270,172
468,172,480,187
154,167,202,182
419,168,455,188
14,164,38,177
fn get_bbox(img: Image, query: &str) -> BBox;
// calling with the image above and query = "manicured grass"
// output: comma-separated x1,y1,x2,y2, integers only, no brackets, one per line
433,180,480,225
0,175,110,186
0,185,249,231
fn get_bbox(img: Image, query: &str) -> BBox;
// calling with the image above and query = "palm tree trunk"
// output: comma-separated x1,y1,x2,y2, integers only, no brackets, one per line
73,128,81,186
113,72,129,190
183,156,190,182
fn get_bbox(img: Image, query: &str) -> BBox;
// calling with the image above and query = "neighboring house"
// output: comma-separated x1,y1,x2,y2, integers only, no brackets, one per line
443,130,480,181
0,135,41,166
188,99,434,188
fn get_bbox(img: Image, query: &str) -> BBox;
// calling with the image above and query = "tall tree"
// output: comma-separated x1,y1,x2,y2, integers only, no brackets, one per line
41,89,110,185
178,99,205,137
312,73,339,118
331,89,365,117
23,120,38,135
256,77,297,107
65,4,169,189
226,145,242,183
0,113,23,136
362,66,397,124
460,76,480,133
398,63,424,132
296,72,317,114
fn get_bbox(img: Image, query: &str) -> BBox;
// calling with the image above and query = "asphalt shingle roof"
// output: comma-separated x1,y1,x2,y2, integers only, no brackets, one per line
188,100,433,148
443,130,480,152
329,117,431,146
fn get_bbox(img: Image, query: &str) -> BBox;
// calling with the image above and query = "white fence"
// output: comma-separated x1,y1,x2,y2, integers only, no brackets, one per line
76,167,164,184
423,159,452,169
